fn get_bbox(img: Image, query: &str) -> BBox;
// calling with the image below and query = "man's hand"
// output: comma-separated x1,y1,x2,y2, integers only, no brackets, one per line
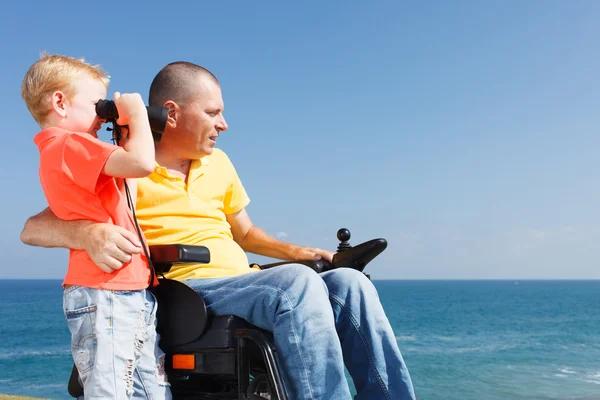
82,223,142,273
21,208,143,274
294,247,335,263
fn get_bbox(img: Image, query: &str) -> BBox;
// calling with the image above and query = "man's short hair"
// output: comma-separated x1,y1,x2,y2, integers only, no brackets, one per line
149,61,219,107
21,53,110,125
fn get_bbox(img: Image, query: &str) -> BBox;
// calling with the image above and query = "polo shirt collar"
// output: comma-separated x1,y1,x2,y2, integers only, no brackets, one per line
189,155,211,182
153,154,211,179
33,127,69,146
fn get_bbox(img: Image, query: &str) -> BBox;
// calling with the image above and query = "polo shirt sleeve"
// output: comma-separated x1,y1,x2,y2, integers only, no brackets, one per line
61,133,120,194
223,154,250,215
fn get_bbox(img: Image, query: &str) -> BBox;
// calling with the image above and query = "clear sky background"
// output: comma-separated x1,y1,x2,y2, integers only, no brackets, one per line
1,0,599,279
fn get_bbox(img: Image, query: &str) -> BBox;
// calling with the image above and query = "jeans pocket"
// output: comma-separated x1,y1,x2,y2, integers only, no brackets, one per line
113,289,142,296
63,285,81,295
66,305,98,374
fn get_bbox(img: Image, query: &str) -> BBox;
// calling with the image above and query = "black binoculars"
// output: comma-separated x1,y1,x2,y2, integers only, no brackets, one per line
95,99,168,142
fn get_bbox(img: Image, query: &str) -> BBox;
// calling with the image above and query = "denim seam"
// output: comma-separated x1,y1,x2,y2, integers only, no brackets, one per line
329,293,392,400
109,290,117,395
198,284,316,400
135,366,152,399
134,295,152,399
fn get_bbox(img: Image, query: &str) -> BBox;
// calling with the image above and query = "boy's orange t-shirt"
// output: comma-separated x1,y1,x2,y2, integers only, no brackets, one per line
33,127,155,290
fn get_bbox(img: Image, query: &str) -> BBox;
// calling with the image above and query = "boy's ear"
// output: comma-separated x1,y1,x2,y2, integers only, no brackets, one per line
50,91,68,118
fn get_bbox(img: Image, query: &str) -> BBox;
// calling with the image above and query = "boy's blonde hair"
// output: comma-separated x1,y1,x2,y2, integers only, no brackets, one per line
21,53,110,125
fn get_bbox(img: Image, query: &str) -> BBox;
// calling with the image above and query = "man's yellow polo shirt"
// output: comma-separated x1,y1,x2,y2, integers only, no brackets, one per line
135,148,256,281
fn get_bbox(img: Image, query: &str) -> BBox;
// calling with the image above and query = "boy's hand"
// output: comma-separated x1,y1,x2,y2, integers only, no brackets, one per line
113,92,148,127
82,223,143,273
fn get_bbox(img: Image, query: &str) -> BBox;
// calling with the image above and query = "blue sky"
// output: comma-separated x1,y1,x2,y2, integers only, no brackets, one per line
1,0,599,279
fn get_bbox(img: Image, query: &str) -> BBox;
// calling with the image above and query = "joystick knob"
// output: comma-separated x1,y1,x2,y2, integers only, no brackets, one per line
337,228,351,242
337,228,352,252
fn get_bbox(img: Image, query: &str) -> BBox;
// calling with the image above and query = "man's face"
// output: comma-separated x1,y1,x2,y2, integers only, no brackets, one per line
62,74,106,137
172,77,228,159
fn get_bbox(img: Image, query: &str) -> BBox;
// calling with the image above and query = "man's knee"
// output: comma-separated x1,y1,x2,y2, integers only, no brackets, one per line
279,263,328,293
321,267,377,298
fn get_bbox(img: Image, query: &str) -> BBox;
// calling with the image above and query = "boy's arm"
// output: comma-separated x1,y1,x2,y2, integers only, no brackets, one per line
102,92,155,178
125,178,138,209
21,207,142,272
62,92,156,195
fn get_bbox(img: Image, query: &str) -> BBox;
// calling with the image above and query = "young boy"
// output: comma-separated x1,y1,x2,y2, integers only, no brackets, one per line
21,54,171,399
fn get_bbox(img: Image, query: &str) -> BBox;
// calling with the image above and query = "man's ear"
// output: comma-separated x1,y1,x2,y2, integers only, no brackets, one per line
51,91,68,118
164,100,178,128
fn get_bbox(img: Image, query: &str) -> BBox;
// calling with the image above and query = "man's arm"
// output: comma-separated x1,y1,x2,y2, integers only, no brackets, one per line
21,207,90,249
21,207,143,272
226,208,334,262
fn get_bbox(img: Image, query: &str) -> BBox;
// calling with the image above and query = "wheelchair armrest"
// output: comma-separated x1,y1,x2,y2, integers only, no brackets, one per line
258,238,387,274
149,244,211,274
330,238,387,272
257,260,329,273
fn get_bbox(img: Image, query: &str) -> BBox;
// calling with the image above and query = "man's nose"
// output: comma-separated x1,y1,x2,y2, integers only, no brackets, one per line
216,115,228,132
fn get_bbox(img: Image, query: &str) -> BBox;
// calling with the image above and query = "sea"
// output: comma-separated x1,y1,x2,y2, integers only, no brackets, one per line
0,279,599,400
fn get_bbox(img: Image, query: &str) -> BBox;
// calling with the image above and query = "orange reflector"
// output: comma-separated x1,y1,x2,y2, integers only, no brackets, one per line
172,354,195,370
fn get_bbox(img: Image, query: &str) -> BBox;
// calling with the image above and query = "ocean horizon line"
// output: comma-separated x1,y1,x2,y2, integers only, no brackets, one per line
1,277,600,282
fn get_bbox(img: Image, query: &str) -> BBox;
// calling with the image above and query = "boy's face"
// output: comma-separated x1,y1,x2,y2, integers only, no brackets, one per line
62,74,107,137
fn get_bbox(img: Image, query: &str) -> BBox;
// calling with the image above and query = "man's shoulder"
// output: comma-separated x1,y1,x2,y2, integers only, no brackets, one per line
206,147,236,167
210,147,229,161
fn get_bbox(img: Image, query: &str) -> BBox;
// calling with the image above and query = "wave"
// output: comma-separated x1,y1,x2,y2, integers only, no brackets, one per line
580,372,600,385
559,367,577,375
22,383,65,390
403,342,520,355
433,335,461,342
0,349,70,360
395,335,417,342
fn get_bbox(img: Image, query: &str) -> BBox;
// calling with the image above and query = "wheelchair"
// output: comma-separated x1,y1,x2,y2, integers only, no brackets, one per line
67,228,387,399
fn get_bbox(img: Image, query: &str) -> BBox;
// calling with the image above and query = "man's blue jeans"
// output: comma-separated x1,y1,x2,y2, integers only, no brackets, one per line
184,264,416,400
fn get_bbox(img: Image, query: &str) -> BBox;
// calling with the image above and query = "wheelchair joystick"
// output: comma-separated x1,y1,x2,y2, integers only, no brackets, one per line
336,228,352,252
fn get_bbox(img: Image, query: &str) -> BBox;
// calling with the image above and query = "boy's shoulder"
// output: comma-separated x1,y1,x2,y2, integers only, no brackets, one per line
34,127,118,176
34,127,96,147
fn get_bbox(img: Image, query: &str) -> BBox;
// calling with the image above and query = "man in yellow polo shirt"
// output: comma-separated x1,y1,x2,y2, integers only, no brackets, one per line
20,62,416,400
135,147,255,281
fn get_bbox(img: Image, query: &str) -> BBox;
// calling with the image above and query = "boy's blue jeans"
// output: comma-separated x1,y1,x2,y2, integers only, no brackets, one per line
184,264,416,400
63,285,172,400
